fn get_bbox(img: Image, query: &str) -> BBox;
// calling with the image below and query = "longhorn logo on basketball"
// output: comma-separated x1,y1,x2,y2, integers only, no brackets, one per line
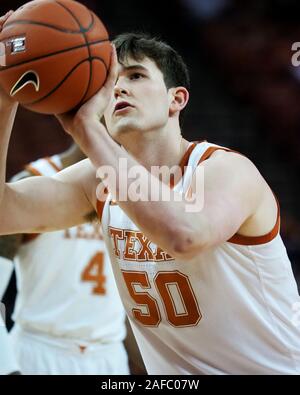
96,159,205,213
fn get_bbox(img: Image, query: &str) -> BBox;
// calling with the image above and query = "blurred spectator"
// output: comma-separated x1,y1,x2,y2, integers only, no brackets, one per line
180,0,231,20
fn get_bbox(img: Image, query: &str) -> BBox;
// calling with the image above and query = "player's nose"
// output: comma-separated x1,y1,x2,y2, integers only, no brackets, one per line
114,84,129,99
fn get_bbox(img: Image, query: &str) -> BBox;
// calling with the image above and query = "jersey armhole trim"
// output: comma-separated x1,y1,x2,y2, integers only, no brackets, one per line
96,190,108,223
197,146,280,246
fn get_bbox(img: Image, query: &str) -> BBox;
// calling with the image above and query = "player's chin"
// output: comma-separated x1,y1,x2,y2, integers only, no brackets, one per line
114,119,141,135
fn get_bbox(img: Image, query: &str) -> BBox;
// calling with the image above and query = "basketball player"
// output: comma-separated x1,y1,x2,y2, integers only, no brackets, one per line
0,9,299,373
0,143,131,375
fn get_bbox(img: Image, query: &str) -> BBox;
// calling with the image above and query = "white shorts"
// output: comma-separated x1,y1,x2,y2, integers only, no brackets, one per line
10,325,130,375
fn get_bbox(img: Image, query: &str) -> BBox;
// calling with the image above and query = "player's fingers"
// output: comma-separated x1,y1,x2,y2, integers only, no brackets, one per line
75,45,117,120
0,10,14,26
79,47,117,116
103,44,118,92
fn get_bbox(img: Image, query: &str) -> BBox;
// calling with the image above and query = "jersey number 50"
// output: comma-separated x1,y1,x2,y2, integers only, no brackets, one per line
122,270,202,328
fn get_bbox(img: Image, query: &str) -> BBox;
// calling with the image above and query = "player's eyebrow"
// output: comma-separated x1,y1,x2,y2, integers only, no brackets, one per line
121,64,148,73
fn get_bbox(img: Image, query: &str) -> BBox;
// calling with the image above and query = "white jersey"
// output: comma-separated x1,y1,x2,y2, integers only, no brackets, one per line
13,156,126,344
0,257,19,374
99,141,300,374
0,318,20,374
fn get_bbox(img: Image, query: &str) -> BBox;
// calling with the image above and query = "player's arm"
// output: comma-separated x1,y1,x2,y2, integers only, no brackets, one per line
184,150,273,253
55,49,271,260
0,171,31,259
60,118,267,260
0,11,95,236
0,96,98,236
82,135,268,259
0,99,98,235
0,158,98,235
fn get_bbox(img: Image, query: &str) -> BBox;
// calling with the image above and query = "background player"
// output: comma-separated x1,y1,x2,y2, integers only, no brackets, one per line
0,8,299,374
0,143,132,375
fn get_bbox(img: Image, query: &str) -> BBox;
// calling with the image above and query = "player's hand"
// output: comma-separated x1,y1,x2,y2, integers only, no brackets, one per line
0,10,13,30
56,45,118,136
0,10,17,109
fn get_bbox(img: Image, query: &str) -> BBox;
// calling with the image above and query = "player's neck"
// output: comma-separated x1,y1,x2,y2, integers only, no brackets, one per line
120,125,190,171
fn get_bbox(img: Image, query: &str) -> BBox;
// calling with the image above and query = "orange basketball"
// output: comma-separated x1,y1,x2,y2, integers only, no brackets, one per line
0,0,111,114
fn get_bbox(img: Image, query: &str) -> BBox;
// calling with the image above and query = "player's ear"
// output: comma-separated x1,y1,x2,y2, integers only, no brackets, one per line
169,87,189,118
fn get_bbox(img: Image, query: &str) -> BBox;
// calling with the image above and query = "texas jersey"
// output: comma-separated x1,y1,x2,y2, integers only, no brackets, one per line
99,141,300,374
13,156,126,343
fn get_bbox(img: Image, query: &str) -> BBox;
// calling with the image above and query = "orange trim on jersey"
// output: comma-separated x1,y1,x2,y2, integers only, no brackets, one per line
170,142,197,189
96,187,108,220
24,164,42,176
228,197,280,245
96,198,107,221
197,146,238,165
180,143,197,172
197,145,280,246
46,157,61,172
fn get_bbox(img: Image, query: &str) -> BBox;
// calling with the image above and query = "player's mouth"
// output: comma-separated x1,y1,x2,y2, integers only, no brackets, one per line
114,101,134,114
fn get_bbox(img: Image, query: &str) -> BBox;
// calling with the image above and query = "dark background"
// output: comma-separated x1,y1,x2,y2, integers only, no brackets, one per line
1,0,299,313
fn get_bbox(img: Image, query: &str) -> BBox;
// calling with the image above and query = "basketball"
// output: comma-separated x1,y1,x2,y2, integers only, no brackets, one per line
0,0,111,114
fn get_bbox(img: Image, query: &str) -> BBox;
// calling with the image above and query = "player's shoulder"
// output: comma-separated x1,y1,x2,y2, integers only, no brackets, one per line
200,144,267,201
205,146,261,178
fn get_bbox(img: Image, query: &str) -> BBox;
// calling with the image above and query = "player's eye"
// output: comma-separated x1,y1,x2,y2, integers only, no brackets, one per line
130,72,144,80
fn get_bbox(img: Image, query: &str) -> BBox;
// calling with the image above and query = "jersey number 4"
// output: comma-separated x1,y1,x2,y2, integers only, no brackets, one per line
122,270,202,327
81,252,106,295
